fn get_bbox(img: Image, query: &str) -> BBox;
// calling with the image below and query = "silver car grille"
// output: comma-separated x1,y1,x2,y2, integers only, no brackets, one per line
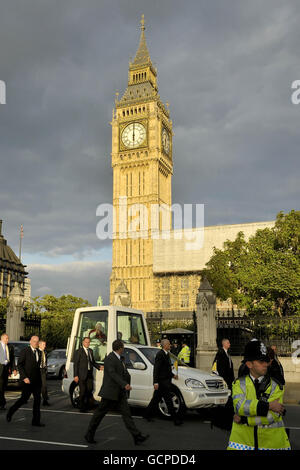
205,379,225,390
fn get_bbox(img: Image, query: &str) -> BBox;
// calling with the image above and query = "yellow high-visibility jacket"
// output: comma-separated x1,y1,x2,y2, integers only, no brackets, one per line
228,375,291,450
178,345,191,364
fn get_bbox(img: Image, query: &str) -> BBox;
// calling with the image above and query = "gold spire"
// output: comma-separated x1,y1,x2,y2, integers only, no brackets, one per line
140,14,145,32
131,14,151,67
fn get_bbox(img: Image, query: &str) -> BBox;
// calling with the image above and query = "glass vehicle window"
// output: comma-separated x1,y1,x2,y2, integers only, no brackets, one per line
117,312,147,345
48,351,61,359
75,310,108,363
139,347,159,365
139,348,188,367
10,343,29,357
124,348,146,369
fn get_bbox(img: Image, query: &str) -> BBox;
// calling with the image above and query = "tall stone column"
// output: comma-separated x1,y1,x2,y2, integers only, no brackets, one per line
6,282,25,341
195,276,217,371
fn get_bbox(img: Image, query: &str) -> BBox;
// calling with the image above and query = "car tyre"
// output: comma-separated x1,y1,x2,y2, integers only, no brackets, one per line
58,366,65,380
70,381,80,408
158,386,186,419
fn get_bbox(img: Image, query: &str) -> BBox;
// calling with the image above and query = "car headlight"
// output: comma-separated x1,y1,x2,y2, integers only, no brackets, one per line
48,364,56,368
185,378,205,388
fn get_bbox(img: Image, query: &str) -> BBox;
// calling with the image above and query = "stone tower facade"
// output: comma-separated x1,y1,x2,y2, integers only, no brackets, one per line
110,16,173,312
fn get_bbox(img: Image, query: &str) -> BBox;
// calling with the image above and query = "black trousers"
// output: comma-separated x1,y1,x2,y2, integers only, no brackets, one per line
87,394,140,438
41,369,49,402
9,382,41,424
79,371,93,411
0,365,9,407
145,381,178,421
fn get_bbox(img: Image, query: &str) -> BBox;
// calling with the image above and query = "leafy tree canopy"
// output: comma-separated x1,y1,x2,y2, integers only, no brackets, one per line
202,210,300,317
32,294,92,349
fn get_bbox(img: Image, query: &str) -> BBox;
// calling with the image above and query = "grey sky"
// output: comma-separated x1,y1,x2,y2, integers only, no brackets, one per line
0,0,299,304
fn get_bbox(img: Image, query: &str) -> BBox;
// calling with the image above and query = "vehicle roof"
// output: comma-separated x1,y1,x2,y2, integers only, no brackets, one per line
9,341,29,344
125,344,158,349
75,306,145,314
50,349,66,351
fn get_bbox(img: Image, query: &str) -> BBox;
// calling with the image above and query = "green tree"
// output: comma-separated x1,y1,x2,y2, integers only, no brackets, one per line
0,298,8,316
202,210,300,317
0,298,8,334
32,294,92,349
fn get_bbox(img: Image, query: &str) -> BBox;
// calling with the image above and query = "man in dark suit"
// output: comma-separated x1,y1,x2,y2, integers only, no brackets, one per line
267,346,285,386
74,337,100,412
0,333,17,410
84,339,149,445
144,338,182,425
213,338,235,389
39,340,50,406
7,335,44,426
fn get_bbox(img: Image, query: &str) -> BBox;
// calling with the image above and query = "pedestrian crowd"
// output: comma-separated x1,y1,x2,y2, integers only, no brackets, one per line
0,331,291,450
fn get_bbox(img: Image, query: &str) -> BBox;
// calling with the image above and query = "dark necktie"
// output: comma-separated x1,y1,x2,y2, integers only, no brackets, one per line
33,349,38,362
254,379,260,396
87,349,91,370
120,356,126,370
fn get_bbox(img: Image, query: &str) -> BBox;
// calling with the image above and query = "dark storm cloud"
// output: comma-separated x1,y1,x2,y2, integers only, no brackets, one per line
0,0,299,299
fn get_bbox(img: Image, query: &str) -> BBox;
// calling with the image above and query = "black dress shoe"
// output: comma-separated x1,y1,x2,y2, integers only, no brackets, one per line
43,401,51,406
174,419,183,426
6,412,12,422
32,423,46,427
134,433,149,445
84,434,97,444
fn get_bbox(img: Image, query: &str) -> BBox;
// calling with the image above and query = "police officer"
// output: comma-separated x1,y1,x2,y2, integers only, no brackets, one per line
178,341,191,365
227,339,291,451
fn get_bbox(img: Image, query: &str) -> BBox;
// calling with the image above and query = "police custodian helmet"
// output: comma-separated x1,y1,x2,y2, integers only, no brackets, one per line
243,339,270,363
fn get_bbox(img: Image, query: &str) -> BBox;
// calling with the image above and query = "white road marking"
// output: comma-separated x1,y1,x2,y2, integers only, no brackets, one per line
0,436,88,448
99,437,116,446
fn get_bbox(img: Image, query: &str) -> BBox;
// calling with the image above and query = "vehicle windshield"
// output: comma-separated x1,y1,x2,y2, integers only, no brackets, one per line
48,350,66,359
139,348,189,367
117,311,147,345
75,310,108,363
10,343,29,357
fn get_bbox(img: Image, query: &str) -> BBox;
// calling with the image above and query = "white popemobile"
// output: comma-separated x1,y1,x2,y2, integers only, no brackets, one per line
62,306,230,417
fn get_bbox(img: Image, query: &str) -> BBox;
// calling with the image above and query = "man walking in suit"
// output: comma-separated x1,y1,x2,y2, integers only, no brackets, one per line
7,335,44,426
74,337,100,412
39,340,50,406
84,339,149,445
144,338,183,425
0,333,17,410
213,338,235,389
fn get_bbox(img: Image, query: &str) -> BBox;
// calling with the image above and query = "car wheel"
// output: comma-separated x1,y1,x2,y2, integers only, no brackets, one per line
70,381,80,408
58,366,65,380
158,386,186,419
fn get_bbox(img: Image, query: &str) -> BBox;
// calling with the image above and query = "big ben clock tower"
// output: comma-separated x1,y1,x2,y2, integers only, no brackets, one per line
110,15,173,311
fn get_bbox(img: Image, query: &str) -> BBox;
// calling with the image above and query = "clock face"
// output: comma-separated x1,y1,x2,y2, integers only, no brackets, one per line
162,128,170,154
121,122,146,149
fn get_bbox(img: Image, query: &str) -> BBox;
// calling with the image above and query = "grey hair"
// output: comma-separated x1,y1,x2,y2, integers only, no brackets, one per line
161,339,169,348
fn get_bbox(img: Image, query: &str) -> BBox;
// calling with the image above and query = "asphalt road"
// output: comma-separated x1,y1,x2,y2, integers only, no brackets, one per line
0,380,299,452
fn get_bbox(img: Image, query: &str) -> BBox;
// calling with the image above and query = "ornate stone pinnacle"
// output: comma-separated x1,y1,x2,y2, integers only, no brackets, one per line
140,14,145,31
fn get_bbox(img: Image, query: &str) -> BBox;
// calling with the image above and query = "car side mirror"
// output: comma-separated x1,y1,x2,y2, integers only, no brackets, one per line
133,362,146,370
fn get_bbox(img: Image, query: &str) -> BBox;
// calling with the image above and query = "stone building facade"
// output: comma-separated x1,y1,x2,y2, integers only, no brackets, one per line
0,220,28,299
